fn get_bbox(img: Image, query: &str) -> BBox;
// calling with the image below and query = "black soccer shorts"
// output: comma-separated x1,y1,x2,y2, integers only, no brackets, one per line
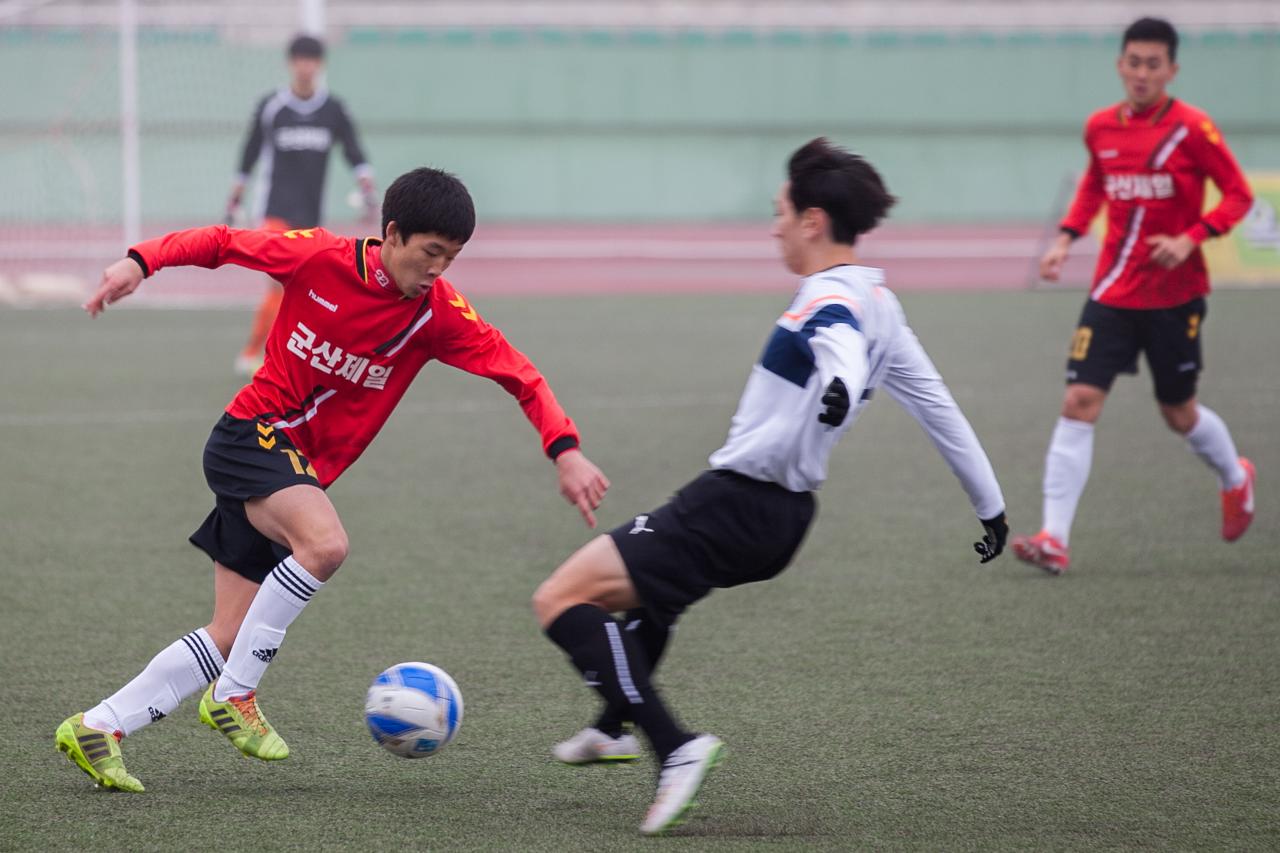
188,413,321,583
609,469,816,627
1065,297,1206,405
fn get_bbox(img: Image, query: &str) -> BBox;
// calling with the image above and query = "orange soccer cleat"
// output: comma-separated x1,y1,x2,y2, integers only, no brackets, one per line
1011,530,1070,576
1221,457,1256,543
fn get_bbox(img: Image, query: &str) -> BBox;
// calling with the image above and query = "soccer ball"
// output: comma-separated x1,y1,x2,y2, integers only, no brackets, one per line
365,662,464,758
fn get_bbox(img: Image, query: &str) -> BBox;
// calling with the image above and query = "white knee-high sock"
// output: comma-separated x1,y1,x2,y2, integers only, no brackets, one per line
1185,405,1246,489
1042,417,1095,546
213,556,323,701
84,628,225,736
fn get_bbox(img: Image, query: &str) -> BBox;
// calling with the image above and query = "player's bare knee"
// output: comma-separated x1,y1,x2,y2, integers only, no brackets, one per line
296,529,349,579
530,582,553,624
1062,385,1105,422
532,577,570,627
1159,400,1198,435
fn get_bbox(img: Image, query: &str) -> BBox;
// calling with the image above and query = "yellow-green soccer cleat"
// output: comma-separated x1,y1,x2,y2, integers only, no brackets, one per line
55,713,145,793
198,685,290,761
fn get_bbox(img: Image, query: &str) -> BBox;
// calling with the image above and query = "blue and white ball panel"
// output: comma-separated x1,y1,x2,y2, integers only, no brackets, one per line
365,661,463,757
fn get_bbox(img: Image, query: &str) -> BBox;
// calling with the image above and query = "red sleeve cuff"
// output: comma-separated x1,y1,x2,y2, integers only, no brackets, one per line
547,435,579,460
127,248,151,277
1184,223,1212,245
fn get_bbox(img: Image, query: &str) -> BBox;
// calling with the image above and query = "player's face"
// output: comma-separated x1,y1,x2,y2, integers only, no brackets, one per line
771,182,805,275
289,57,323,95
382,225,464,298
1117,41,1177,110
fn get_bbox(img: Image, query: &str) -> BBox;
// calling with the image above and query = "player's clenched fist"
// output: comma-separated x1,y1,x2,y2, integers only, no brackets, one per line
84,256,146,317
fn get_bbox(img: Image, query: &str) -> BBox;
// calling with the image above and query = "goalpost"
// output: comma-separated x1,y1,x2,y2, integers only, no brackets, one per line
0,0,325,303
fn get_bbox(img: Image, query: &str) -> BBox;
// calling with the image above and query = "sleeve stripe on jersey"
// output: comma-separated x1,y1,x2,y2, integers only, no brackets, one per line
382,309,434,359
374,296,432,355
1148,123,1189,169
801,303,860,335
1091,206,1146,301
781,294,861,323
760,304,861,388
266,388,338,429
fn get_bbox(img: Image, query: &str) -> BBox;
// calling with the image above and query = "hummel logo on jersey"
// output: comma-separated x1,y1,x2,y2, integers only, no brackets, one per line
252,647,279,663
1099,149,1119,159
629,515,655,534
148,706,166,722
308,289,339,312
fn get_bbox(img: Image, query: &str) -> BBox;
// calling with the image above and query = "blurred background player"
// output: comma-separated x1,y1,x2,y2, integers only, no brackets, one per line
55,168,608,793
1015,18,1256,575
532,139,1008,836
226,33,377,376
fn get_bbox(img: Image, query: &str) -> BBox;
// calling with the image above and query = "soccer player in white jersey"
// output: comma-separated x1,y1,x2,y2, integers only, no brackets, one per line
532,138,1010,836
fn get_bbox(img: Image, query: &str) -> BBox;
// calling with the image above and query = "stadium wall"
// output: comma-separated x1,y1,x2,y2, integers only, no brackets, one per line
3,27,1278,225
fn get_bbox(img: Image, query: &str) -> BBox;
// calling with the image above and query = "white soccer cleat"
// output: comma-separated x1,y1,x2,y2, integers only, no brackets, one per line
640,734,724,836
552,727,641,764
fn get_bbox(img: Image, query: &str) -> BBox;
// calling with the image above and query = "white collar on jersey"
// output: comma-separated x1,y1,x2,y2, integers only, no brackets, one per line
276,85,331,116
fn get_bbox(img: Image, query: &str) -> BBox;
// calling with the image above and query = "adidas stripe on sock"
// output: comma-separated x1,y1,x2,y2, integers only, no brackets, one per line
214,556,324,701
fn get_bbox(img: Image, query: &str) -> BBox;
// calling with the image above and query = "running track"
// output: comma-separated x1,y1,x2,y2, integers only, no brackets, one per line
0,222,1098,306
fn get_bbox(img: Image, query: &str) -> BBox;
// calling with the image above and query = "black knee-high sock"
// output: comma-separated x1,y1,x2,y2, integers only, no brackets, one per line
546,603,691,761
594,608,671,737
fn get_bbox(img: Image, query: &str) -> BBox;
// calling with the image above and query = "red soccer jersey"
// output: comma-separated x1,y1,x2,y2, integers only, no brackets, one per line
129,226,579,487
1059,96,1253,309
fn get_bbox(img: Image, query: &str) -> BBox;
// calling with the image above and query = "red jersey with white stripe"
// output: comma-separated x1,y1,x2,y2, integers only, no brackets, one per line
130,226,579,487
1059,97,1253,309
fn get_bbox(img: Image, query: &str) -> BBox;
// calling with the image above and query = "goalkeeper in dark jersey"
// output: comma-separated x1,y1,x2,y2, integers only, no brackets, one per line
226,34,377,376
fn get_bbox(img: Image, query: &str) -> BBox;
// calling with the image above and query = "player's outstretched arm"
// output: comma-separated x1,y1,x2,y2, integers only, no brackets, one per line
1039,232,1073,281
554,449,610,529
83,256,146,317
881,323,1008,563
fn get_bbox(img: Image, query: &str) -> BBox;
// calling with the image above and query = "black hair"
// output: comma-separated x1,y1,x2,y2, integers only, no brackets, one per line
381,167,476,244
287,34,325,60
1122,17,1178,62
787,137,896,245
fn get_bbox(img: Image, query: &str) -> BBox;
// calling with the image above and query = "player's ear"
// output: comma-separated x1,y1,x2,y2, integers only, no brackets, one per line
801,207,827,241
384,221,400,246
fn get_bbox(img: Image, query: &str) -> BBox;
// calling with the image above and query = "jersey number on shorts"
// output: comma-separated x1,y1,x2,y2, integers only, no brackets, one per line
1070,326,1093,361
281,448,318,479
1187,314,1201,339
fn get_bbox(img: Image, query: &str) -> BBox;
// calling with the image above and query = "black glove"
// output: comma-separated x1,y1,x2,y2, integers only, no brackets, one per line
817,377,850,427
973,512,1008,564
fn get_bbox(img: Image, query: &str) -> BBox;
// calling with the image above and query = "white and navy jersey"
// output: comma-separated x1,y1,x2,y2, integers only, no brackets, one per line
236,87,371,228
709,265,1004,519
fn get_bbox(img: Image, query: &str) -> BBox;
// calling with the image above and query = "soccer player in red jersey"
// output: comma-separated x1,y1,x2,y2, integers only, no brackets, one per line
1015,18,1256,575
54,167,610,792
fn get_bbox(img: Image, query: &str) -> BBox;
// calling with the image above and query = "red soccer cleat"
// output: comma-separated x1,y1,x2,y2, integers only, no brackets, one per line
1221,457,1256,543
1011,530,1070,576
